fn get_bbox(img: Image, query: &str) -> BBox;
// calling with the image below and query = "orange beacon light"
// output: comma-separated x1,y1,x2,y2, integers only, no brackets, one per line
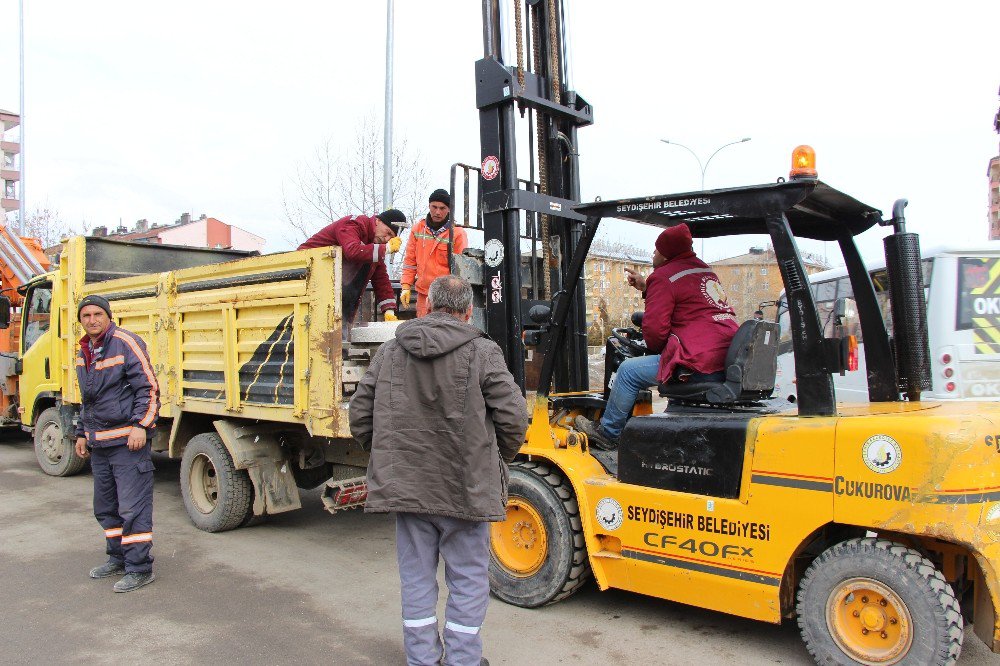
790,145,818,180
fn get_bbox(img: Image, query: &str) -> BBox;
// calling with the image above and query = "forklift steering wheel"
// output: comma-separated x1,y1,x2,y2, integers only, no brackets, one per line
611,328,648,355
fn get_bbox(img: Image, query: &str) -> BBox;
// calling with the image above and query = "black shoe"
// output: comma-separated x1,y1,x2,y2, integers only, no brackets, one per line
89,561,126,579
113,572,155,593
480,660,489,666
574,416,619,451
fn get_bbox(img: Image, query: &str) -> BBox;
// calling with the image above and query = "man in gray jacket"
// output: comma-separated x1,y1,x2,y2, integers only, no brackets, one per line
350,274,528,666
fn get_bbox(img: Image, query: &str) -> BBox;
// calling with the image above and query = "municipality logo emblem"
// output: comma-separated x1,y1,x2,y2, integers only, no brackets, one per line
595,497,623,531
863,434,902,474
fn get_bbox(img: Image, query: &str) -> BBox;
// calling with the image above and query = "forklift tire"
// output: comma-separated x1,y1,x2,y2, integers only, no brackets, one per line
33,407,88,477
796,537,963,666
180,432,253,533
489,461,591,608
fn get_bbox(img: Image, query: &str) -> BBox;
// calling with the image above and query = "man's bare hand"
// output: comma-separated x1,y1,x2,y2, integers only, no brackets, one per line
75,437,89,459
625,267,647,292
127,427,146,451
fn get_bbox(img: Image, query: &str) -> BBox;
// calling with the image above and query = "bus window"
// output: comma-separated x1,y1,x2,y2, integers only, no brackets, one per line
836,277,853,301
776,302,792,353
815,280,837,303
957,256,1000,331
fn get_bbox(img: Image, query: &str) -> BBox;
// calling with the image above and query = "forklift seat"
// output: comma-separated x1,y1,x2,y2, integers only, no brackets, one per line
658,320,779,405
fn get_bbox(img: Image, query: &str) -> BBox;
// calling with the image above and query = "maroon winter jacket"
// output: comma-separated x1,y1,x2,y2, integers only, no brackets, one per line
299,214,396,322
642,252,739,383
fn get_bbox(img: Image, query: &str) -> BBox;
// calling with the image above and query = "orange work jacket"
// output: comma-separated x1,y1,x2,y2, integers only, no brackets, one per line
400,219,469,294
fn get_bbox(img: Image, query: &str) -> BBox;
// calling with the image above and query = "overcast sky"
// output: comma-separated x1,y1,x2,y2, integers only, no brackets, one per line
1,1,998,264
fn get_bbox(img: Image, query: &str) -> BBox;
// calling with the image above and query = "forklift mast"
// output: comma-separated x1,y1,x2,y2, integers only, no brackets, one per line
477,0,593,393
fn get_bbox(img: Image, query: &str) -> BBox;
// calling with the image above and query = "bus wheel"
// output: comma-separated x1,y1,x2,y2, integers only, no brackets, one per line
796,537,963,665
34,407,87,477
180,432,252,533
489,461,591,607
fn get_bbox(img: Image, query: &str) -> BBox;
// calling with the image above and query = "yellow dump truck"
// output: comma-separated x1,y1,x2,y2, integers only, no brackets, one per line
11,235,382,531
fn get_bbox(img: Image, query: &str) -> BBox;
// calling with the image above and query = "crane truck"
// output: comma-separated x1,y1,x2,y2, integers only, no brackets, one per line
0,221,49,427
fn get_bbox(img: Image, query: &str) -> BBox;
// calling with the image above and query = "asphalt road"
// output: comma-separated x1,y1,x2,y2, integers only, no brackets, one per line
1,432,997,666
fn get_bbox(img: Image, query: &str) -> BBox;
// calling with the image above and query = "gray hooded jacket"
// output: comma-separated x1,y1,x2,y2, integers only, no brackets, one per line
349,312,528,521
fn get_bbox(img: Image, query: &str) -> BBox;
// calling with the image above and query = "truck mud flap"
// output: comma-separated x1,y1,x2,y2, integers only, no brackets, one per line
213,420,302,516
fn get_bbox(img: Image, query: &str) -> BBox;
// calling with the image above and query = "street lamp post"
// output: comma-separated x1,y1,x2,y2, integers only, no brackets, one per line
660,137,751,190
382,0,394,210
659,137,751,256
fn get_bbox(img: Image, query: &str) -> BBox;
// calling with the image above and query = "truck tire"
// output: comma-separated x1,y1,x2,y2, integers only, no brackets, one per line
241,503,267,528
796,537,964,665
33,407,87,477
180,432,252,533
291,461,331,490
489,461,591,607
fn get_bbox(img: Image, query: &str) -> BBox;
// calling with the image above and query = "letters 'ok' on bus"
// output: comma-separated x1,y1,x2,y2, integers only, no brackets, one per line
775,243,1000,402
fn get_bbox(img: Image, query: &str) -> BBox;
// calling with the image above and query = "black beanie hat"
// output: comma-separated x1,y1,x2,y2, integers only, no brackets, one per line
428,188,451,207
78,295,112,321
377,209,407,235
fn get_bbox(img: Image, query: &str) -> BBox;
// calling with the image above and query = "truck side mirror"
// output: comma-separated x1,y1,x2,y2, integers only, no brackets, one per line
0,295,11,330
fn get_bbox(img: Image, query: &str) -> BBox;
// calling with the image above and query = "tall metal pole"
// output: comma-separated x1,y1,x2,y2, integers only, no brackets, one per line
18,0,25,234
382,0,394,210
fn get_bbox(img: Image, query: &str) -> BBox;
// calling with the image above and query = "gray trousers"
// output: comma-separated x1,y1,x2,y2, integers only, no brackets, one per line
396,512,490,666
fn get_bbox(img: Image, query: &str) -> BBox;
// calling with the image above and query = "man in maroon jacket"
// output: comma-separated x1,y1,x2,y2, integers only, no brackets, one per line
299,209,407,332
576,223,738,449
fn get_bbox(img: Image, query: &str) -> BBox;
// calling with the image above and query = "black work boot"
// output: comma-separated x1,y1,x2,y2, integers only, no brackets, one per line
113,572,155,593
574,416,619,451
89,560,126,579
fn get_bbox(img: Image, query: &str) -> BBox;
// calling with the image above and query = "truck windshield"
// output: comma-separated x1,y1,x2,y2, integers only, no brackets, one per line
22,285,52,350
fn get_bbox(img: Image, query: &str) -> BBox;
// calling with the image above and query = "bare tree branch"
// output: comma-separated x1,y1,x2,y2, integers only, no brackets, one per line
17,205,78,249
282,114,431,247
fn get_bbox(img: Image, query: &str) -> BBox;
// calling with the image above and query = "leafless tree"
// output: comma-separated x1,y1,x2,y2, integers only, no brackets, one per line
282,114,430,248
15,205,86,249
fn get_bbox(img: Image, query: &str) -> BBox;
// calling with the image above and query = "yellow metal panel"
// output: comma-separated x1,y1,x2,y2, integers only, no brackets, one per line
31,239,348,439
293,302,306,417
833,403,1000,546
222,306,239,411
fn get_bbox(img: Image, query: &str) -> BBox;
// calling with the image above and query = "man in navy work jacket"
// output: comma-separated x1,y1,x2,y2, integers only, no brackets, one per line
73,294,160,593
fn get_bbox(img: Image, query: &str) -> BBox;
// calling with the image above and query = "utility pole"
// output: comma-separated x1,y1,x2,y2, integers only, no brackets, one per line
382,0,394,210
18,0,25,234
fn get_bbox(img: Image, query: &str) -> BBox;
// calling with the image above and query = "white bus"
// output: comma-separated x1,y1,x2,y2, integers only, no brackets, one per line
774,242,1000,402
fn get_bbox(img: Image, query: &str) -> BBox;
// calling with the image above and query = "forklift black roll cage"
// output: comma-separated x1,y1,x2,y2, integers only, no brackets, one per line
533,179,908,417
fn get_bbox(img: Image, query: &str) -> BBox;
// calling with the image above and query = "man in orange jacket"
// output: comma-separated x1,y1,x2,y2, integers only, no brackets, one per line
400,189,468,317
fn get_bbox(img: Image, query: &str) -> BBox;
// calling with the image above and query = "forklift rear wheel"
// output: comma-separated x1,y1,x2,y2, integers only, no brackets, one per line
489,461,591,607
34,407,88,477
180,432,253,533
796,537,963,666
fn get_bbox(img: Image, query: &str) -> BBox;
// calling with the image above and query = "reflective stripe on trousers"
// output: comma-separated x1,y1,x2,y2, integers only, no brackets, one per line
396,512,489,666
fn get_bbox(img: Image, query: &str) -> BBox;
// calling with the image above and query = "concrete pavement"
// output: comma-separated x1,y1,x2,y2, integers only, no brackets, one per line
0,433,996,665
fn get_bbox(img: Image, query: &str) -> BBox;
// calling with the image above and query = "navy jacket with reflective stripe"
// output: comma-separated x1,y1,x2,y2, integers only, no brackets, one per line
74,322,160,447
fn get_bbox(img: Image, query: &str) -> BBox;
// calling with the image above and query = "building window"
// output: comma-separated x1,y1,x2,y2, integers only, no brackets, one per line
761,267,768,276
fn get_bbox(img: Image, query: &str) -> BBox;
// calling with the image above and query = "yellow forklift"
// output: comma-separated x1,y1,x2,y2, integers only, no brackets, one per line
472,2,1000,663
